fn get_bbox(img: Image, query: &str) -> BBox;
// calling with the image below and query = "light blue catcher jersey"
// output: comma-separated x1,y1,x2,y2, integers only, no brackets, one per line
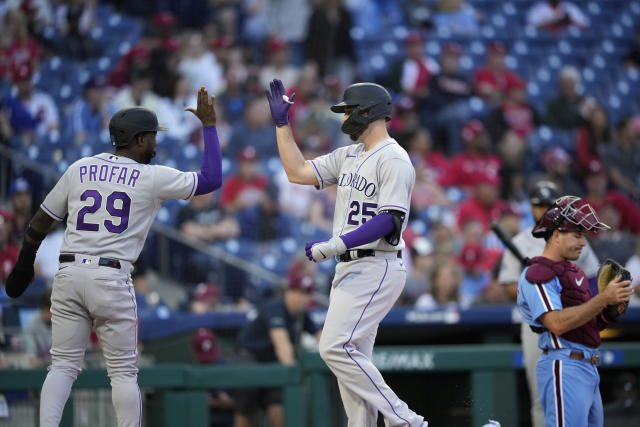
517,266,599,354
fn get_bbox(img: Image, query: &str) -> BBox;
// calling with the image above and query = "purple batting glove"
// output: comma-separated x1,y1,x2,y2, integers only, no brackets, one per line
305,240,324,261
265,79,295,127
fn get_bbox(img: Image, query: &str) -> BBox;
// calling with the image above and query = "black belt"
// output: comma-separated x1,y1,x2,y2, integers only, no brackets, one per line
338,249,402,263
59,254,121,269
543,349,600,365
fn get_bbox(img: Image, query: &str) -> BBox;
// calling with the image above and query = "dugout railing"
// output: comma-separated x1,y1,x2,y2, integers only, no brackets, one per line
2,342,640,427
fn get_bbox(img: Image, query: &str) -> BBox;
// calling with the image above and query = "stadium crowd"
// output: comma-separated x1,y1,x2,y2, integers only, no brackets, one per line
0,0,639,372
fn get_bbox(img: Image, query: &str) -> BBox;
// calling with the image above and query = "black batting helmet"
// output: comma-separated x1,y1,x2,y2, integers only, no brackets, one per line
109,107,168,147
529,180,560,206
331,83,392,137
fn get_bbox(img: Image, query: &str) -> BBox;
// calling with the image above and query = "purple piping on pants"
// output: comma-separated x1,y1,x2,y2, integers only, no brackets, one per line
342,259,412,426
125,277,142,427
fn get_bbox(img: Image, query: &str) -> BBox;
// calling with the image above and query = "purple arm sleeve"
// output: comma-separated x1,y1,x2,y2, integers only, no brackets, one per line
194,126,223,195
339,213,394,249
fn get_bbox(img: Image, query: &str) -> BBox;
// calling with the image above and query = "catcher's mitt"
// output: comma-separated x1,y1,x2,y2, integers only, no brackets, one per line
597,258,632,323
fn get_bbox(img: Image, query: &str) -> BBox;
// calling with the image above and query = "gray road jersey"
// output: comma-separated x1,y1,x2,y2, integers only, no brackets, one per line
41,153,197,262
497,225,601,284
309,139,415,251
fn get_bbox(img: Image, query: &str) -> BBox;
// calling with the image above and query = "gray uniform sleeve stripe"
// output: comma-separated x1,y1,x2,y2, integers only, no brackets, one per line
40,203,64,221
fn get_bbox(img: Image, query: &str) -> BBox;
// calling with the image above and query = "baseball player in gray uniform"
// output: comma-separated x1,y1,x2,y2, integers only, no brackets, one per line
497,181,599,427
266,79,427,427
5,87,222,427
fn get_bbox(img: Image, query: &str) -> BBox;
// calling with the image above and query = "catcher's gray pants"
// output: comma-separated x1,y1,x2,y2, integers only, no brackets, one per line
319,253,424,427
39,255,141,427
522,322,545,427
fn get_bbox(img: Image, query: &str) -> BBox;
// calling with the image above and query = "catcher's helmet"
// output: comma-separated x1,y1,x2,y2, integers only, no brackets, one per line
529,180,560,206
331,83,392,137
531,196,609,239
109,107,168,147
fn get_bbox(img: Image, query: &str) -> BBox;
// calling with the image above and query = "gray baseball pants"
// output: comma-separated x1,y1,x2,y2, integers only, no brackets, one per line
39,255,141,427
319,253,424,427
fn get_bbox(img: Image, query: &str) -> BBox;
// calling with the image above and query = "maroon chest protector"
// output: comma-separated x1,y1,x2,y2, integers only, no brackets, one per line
525,256,601,348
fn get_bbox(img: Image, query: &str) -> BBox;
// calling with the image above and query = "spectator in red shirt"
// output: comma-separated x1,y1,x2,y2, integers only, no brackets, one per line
221,146,278,240
486,77,541,142
0,211,19,285
456,172,508,232
108,43,152,88
472,42,522,105
456,242,491,307
389,96,421,140
1,9,40,77
439,119,501,190
392,32,438,100
406,128,449,179
582,160,640,235
574,104,612,179
407,128,451,211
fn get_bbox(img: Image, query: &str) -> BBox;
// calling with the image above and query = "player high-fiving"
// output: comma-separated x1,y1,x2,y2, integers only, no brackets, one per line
266,78,427,427
5,86,223,427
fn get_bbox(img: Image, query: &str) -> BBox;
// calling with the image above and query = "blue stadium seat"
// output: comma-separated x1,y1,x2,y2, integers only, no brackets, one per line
222,238,258,260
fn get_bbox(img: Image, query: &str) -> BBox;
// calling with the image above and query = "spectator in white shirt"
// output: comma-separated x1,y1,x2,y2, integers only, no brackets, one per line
110,68,170,138
259,37,300,91
527,0,588,33
178,31,225,96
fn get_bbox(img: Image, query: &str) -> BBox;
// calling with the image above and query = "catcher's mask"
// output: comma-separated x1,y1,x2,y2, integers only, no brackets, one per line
330,83,392,138
532,195,610,239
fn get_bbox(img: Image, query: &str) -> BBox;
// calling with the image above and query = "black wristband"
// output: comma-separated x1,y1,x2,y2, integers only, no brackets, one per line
26,225,47,243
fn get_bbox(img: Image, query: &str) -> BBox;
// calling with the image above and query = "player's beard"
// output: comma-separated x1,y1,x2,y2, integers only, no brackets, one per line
143,144,156,164
348,122,370,142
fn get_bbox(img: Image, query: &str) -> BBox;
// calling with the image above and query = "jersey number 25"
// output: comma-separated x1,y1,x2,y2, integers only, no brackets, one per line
347,201,377,225
77,189,131,233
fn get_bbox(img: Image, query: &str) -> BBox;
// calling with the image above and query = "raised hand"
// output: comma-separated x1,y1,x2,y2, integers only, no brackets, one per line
265,79,295,127
185,86,216,127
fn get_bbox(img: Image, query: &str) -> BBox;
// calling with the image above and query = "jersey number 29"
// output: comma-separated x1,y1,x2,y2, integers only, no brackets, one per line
77,189,131,233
